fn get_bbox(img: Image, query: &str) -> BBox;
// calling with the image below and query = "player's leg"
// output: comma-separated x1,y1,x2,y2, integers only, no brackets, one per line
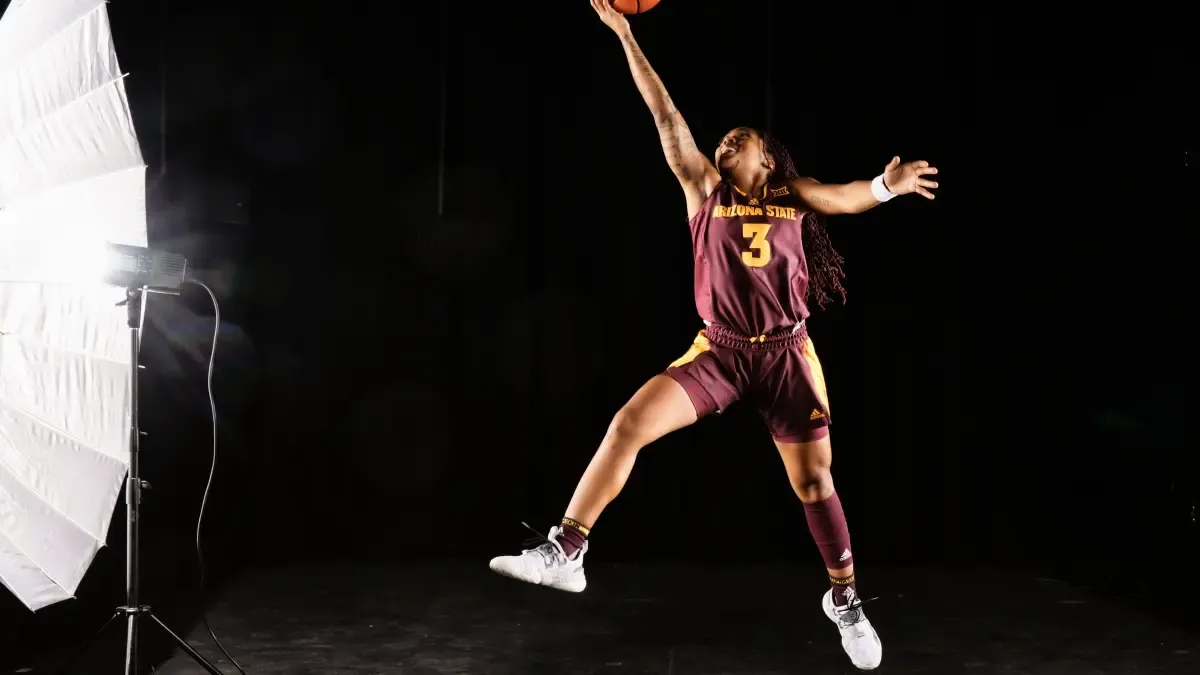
490,331,742,592
561,374,698,535
775,434,855,588
561,335,741,547
488,376,706,592
760,337,881,670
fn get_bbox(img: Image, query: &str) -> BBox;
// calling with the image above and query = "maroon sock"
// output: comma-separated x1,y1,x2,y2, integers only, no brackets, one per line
803,491,858,607
557,517,590,559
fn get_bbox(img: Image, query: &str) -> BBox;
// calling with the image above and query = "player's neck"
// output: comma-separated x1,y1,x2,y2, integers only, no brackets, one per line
728,168,771,198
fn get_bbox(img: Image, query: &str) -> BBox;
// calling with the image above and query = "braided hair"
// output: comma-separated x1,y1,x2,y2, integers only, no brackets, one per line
758,130,848,309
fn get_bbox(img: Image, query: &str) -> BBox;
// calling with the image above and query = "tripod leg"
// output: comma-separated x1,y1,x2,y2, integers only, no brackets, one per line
125,611,137,675
54,611,119,675
147,612,227,675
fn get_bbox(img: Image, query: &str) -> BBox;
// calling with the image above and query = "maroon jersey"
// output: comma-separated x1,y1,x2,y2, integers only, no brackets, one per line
688,180,814,337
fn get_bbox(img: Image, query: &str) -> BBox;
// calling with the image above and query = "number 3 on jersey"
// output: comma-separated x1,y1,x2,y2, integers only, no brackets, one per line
742,222,772,267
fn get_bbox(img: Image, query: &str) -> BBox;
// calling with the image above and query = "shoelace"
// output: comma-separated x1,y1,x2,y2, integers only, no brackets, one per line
520,522,567,565
835,595,879,631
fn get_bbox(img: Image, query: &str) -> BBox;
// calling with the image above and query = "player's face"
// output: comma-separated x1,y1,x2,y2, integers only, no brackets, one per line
715,127,770,173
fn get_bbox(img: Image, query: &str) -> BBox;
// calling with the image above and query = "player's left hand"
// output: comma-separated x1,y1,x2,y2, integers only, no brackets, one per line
882,156,938,199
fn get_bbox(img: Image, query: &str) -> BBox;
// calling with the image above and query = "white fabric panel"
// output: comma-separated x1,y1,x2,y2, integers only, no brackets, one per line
0,284,129,365
0,4,141,196
0,403,126,541
0,0,145,611
0,77,144,211
0,531,73,610
0,164,147,282
0,336,129,463
0,456,102,600
0,0,105,68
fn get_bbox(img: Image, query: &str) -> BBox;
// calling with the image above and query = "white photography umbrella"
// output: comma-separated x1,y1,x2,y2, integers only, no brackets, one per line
0,0,147,611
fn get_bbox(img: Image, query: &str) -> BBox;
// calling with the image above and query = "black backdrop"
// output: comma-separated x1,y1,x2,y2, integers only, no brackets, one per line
0,0,1194,665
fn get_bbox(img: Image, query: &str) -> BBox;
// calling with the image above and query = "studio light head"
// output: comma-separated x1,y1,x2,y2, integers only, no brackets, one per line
102,242,190,289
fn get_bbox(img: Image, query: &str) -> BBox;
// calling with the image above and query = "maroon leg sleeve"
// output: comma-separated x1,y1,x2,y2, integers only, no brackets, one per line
803,491,858,607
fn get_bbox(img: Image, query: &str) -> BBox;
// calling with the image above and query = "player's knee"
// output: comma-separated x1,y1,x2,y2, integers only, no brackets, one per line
605,405,653,450
790,468,834,503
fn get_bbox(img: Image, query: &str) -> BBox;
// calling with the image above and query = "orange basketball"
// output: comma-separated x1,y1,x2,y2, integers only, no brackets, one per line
611,0,661,14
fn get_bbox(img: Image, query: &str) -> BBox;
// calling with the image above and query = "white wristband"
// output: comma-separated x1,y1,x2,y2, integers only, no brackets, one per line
871,174,896,202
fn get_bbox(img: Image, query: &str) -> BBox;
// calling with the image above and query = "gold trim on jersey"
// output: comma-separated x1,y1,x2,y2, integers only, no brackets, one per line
731,182,769,204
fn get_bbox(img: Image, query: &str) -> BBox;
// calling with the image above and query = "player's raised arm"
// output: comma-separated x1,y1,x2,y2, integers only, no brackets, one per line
590,0,720,217
792,157,939,216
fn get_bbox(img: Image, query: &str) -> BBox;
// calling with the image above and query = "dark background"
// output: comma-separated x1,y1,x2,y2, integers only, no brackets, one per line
0,0,1194,670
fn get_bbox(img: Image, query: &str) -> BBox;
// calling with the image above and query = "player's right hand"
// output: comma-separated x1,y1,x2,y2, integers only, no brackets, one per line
590,0,631,36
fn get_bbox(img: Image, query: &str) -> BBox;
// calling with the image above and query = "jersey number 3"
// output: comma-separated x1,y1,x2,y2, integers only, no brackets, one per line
742,222,772,268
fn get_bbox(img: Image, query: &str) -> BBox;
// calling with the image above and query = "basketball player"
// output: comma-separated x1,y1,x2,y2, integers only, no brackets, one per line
490,1,938,669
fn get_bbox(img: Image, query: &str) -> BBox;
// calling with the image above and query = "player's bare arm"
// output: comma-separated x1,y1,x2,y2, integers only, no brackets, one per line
590,0,720,219
792,156,940,215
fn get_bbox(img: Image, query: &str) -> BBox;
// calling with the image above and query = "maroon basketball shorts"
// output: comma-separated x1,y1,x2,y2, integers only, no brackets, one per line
664,322,831,442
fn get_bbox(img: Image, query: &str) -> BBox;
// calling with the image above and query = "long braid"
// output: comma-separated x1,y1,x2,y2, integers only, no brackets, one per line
760,131,848,309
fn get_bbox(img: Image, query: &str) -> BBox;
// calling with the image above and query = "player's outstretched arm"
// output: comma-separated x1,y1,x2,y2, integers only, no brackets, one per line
590,0,720,217
793,157,939,215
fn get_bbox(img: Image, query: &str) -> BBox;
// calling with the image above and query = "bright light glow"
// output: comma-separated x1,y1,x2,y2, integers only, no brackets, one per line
0,0,148,611
45,234,110,285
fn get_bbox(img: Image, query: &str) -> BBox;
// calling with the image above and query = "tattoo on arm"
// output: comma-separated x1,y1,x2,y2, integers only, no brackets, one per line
809,194,835,209
622,35,701,182
657,113,701,181
627,40,654,87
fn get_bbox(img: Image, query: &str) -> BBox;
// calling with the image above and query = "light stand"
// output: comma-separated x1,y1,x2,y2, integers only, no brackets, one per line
56,245,225,674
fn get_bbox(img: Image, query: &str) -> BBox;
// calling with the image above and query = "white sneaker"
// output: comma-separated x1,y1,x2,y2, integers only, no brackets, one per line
488,526,588,593
822,588,882,670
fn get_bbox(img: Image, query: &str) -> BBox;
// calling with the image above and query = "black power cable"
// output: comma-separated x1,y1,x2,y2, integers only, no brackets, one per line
188,280,247,675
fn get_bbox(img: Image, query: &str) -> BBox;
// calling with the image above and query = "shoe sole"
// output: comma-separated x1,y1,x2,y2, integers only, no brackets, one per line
489,562,586,593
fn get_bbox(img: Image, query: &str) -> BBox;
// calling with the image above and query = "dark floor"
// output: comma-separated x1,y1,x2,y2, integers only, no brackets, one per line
41,562,1200,674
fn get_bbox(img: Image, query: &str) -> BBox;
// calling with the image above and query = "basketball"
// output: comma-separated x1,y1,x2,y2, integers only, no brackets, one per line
611,0,661,14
